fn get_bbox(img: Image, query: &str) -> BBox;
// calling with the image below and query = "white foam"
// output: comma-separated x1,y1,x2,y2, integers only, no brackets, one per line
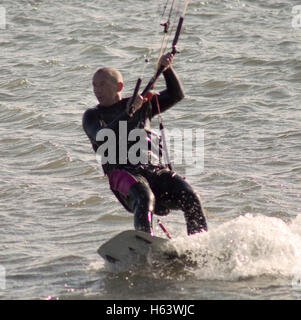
172,213,301,281
87,260,105,272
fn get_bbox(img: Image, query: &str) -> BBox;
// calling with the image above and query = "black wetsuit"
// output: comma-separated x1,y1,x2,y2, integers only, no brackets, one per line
82,67,207,235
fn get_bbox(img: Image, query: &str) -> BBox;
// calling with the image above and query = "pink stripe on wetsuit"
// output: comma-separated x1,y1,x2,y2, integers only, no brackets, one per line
108,169,137,196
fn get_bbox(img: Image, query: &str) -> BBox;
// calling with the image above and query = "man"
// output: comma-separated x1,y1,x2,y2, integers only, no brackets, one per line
82,52,207,236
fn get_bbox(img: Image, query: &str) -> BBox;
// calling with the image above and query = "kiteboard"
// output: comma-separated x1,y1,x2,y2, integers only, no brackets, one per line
97,230,180,266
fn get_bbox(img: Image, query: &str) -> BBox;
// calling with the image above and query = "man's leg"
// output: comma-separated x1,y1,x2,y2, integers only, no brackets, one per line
128,182,154,234
108,169,155,234
151,171,208,235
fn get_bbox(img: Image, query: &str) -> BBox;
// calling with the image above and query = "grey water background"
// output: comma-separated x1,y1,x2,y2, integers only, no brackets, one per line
1,0,301,300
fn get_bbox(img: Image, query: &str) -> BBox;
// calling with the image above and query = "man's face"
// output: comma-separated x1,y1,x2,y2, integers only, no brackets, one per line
93,77,116,106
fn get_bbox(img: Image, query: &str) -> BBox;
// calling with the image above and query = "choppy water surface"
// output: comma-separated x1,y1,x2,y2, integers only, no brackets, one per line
1,0,301,300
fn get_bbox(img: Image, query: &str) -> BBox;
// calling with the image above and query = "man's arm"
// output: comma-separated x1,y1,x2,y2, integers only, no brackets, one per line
82,109,102,150
151,66,184,117
82,105,131,151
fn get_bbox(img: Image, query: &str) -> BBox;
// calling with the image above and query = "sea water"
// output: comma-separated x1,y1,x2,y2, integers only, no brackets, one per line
1,0,301,300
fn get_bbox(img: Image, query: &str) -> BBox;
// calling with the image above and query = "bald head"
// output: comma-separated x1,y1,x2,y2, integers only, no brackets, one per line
93,67,123,87
92,67,123,106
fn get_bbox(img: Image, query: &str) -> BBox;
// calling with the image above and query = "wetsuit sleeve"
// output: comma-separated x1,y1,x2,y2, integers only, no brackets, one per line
150,66,184,117
82,109,101,147
82,107,130,151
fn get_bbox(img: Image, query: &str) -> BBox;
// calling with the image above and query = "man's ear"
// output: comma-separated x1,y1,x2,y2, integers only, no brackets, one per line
117,82,123,92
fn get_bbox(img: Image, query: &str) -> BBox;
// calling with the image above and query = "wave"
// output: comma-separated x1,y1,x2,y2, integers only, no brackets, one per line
174,213,301,282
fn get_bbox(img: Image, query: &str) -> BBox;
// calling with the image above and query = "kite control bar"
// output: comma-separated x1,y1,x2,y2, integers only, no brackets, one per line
127,77,142,116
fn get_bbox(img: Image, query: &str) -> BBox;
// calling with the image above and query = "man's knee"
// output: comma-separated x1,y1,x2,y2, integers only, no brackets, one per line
153,203,170,216
128,182,155,213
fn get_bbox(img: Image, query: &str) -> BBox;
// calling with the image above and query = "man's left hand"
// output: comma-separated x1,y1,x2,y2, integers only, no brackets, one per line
158,52,174,71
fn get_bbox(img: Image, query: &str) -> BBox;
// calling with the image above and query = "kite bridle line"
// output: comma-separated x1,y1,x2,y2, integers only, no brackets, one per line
128,0,190,116
141,0,190,98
